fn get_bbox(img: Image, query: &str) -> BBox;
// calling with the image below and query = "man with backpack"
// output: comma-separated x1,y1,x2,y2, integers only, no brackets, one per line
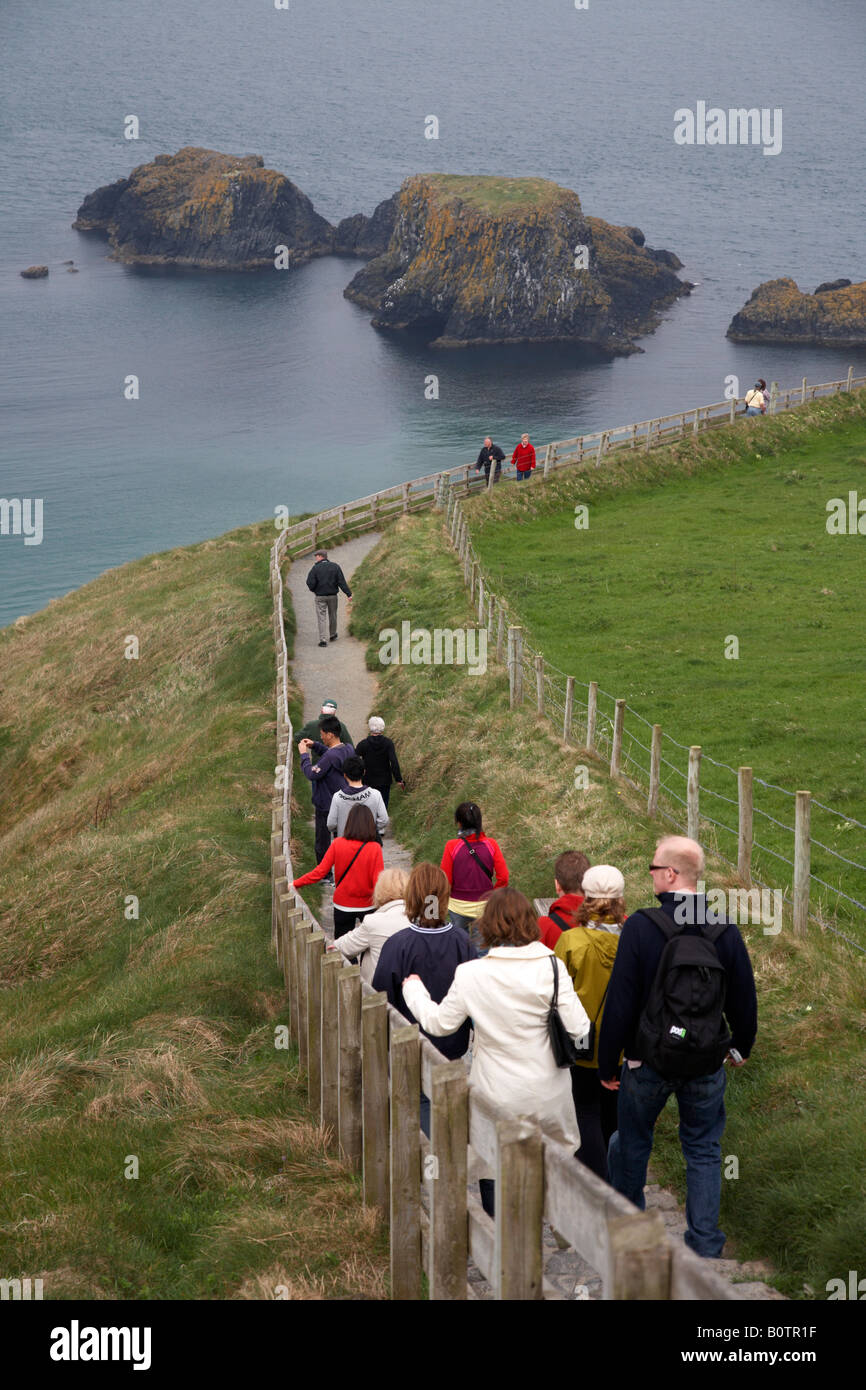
598,835,757,1258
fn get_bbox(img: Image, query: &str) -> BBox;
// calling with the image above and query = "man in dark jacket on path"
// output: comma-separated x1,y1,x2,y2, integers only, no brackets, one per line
475,437,505,486
598,835,757,1259
299,715,354,863
297,698,353,749
306,549,352,647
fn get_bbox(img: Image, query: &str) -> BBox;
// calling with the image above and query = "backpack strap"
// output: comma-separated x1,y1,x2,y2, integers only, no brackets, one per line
548,907,575,932
643,904,730,946
459,838,494,881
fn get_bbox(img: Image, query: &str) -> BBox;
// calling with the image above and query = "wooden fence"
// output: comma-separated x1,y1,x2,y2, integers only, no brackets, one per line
269,532,745,1299
277,368,865,560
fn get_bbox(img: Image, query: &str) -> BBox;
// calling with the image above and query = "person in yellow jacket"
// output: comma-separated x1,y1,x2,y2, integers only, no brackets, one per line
555,865,627,1181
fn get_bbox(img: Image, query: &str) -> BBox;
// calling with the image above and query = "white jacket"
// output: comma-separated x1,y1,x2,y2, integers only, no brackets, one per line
334,898,412,984
402,941,590,1150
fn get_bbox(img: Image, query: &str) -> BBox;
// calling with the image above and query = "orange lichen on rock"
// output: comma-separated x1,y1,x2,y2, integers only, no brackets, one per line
727,278,866,344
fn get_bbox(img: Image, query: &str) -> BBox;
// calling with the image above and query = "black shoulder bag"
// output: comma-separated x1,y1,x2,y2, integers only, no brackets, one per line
547,955,586,1068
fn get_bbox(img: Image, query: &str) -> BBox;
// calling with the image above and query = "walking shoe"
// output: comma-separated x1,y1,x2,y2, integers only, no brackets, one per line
330,634,338,641
318,640,327,647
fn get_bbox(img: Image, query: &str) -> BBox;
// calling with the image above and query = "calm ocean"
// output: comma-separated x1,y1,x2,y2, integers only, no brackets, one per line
1,0,864,625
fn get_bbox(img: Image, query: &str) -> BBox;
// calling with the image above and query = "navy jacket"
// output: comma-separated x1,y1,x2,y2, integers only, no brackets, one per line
306,558,352,598
597,892,758,1081
373,923,478,1060
300,740,354,812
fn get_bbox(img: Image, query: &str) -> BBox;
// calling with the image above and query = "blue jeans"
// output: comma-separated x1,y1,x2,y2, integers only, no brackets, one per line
607,1062,727,1258
448,908,487,956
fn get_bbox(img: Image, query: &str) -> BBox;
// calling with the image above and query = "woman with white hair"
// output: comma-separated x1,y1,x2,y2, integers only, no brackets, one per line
334,867,411,983
355,716,404,810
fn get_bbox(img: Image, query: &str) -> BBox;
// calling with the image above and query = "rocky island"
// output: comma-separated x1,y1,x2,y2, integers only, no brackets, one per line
73,146,335,270
727,277,866,346
341,174,691,353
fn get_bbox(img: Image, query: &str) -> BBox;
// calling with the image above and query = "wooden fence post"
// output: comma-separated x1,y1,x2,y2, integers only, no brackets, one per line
794,791,811,936
769,381,779,414
801,376,807,404
294,920,310,1071
284,904,303,1034
610,699,625,777
687,746,702,841
563,675,574,745
390,1025,422,1300
470,559,478,601
542,444,552,478
361,992,390,1213
596,432,606,465
495,1116,544,1301
477,575,485,624
607,1211,671,1299
507,627,524,708
535,653,545,715
487,591,495,642
587,681,598,753
648,724,661,816
305,931,325,1107
320,954,343,1133
729,398,736,424
738,766,753,885
486,462,497,492
402,481,410,514
338,965,363,1167
846,365,854,392
496,602,505,663
428,1061,468,1300
692,408,700,436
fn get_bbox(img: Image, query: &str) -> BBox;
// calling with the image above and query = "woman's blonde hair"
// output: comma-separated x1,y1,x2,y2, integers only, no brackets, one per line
576,896,627,926
373,867,409,907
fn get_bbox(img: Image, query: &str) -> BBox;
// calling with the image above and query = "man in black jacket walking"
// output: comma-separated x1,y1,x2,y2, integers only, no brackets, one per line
306,549,352,647
598,835,757,1259
475,437,505,487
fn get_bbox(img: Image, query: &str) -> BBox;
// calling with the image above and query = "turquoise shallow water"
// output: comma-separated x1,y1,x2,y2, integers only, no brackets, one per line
2,0,865,625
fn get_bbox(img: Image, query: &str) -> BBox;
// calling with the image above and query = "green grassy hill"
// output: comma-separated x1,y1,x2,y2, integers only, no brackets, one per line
0,524,386,1300
347,507,866,1300
465,391,866,941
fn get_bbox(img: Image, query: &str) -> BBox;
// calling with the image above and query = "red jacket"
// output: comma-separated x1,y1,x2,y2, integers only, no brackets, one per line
440,833,509,903
293,837,383,910
511,441,536,472
537,893,585,949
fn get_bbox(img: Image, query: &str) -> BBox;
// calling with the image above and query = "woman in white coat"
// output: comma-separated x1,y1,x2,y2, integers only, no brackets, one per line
333,867,410,984
402,886,590,1216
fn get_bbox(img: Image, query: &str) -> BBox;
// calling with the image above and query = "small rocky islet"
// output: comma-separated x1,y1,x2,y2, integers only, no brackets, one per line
727,277,866,346
72,146,692,354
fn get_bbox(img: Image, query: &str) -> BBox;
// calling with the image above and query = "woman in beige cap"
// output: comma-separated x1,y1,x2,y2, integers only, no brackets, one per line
554,864,627,1181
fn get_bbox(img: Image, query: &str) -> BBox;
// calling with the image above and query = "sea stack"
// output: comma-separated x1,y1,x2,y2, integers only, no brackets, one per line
73,147,335,270
342,174,691,353
727,278,866,345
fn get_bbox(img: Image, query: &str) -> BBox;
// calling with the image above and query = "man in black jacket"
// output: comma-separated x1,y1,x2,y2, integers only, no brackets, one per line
598,835,757,1258
305,549,352,647
475,437,505,487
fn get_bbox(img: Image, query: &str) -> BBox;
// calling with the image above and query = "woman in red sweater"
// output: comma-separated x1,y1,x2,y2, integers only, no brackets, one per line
511,432,536,480
440,801,509,953
293,804,383,939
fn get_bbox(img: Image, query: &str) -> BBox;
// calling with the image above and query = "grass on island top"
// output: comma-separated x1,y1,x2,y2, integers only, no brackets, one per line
422,173,567,215
345,509,866,1300
0,524,386,1300
462,390,866,942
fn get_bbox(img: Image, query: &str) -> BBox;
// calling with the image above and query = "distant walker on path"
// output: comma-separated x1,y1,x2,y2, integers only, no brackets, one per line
306,548,352,647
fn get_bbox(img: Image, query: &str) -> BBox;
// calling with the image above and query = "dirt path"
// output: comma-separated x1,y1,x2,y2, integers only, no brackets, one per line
286,535,413,935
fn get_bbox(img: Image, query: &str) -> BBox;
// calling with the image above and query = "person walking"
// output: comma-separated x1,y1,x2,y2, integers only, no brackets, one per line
439,801,509,951
403,886,590,1214
297,698,353,748
298,715,354,865
598,836,757,1258
305,548,352,647
554,864,627,1181
511,432,536,481
374,863,478,1134
743,379,767,416
355,716,404,810
475,437,505,487
327,756,389,840
293,804,383,939
537,850,591,949
333,867,411,984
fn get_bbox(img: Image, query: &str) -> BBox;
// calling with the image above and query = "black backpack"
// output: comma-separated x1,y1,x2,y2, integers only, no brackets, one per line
634,908,732,1078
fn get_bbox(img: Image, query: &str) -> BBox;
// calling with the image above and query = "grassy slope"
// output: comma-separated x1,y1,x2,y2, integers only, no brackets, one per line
348,510,866,1299
425,173,565,214
0,524,386,1300
466,392,866,938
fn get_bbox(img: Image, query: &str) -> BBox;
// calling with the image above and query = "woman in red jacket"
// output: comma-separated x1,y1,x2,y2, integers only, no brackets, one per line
440,801,509,953
293,804,383,939
511,432,536,481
